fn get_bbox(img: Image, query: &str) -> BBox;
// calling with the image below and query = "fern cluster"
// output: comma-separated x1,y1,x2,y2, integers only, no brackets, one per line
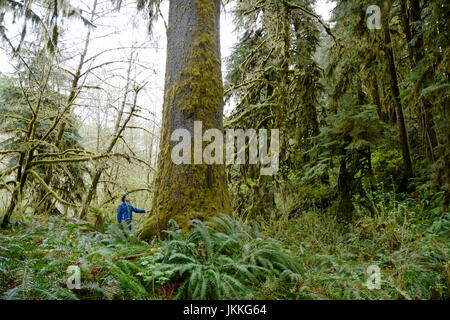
134,215,303,299
0,216,148,299
1,203,446,300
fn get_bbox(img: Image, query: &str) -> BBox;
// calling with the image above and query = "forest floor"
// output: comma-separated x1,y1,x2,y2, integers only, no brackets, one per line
0,196,448,300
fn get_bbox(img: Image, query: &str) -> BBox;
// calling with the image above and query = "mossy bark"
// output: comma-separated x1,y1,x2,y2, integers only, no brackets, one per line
137,0,230,239
381,3,414,185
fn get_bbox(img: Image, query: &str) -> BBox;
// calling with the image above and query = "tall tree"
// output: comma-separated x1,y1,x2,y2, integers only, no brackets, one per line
224,0,325,218
380,1,414,183
138,0,231,239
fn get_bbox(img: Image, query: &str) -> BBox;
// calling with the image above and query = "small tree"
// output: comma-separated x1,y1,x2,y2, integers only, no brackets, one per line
304,105,386,222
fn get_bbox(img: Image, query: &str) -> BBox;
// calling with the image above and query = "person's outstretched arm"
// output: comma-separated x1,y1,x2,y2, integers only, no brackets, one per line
130,205,150,214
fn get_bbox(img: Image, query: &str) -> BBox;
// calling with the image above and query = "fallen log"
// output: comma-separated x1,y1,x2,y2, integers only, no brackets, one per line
119,252,149,260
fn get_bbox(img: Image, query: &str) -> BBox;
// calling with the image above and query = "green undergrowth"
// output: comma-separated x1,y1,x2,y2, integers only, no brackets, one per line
0,192,448,300
0,214,302,300
0,217,152,299
258,191,449,299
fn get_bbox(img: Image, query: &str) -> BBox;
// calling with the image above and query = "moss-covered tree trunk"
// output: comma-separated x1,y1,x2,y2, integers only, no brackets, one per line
400,0,438,164
381,3,414,184
138,0,230,239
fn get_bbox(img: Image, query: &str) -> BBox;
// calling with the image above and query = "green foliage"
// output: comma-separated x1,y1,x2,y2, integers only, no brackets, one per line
0,0,448,302
0,0,94,54
0,192,447,300
136,214,303,299
0,214,303,300
260,193,449,300
0,75,87,210
224,0,324,217
304,105,385,181
0,216,148,299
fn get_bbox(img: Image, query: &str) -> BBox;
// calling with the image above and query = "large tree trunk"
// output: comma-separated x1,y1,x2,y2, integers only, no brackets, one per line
138,0,230,239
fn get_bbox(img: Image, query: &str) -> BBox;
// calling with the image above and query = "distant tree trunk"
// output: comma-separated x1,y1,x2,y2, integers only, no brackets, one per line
399,0,414,63
381,4,414,184
400,0,437,164
368,76,386,122
138,0,230,239
337,156,355,222
1,153,25,227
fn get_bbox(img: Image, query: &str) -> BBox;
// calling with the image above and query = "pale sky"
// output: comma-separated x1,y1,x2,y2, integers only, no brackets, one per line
314,0,335,22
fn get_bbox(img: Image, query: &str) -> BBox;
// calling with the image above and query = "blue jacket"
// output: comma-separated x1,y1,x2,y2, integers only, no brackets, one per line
117,202,146,223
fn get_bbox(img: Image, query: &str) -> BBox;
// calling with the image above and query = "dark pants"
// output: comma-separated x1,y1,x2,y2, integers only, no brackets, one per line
121,220,132,237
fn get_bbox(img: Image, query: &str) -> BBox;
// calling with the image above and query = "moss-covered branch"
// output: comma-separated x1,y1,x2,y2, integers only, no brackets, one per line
30,152,132,166
33,149,96,159
27,169,79,208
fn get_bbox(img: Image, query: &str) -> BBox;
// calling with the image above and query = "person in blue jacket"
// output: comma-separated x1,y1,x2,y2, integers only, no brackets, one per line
117,194,150,235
